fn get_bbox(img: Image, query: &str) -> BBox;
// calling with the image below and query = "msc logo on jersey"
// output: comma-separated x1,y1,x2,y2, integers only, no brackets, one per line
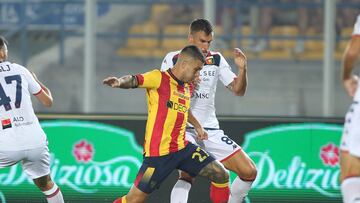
166,100,188,113
193,92,210,99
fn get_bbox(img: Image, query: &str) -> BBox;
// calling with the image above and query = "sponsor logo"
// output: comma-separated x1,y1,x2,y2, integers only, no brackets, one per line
193,92,210,99
320,143,339,167
0,121,143,200
73,140,94,163
172,91,190,100
199,70,216,77
166,100,188,113
240,123,342,202
1,118,12,129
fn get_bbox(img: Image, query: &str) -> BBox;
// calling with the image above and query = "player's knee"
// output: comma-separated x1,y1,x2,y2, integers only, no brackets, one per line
241,163,257,181
217,169,230,183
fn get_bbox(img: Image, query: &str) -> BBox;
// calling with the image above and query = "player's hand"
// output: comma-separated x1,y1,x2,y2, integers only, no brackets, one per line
195,127,208,141
103,77,121,88
234,48,247,71
343,75,358,97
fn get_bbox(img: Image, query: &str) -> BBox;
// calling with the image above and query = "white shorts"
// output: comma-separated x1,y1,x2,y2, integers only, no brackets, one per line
341,101,360,157
186,128,242,161
0,146,51,179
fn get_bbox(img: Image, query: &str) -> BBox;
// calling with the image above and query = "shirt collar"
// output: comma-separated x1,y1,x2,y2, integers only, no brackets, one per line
167,69,184,86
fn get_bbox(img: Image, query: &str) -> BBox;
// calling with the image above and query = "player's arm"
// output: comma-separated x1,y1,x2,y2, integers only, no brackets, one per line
102,75,138,89
188,110,208,140
228,48,248,96
31,72,53,107
342,36,360,97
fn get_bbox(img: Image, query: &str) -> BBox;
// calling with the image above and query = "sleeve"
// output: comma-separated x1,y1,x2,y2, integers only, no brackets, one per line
160,52,175,71
218,53,236,87
352,15,360,36
135,69,162,89
22,66,42,95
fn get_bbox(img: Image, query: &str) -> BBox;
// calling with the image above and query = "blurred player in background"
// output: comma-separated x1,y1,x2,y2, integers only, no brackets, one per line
341,14,360,203
0,36,64,203
103,45,230,203
161,19,257,203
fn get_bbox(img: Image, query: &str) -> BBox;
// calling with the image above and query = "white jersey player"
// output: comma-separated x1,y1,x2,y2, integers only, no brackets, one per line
0,36,64,203
340,14,360,203
161,19,257,203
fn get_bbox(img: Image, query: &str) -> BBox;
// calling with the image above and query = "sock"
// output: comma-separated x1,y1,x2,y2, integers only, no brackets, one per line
42,183,64,203
170,179,192,203
113,196,127,203
341,177,360,203
210,181,230,203
228,177,254,203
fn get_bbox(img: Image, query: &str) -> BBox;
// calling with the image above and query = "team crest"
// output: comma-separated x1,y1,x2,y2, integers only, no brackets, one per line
205,56,214,65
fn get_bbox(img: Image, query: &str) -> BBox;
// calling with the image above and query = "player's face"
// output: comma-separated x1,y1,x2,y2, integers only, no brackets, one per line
183,59,203,83
0,44,8,60
188,31,213,55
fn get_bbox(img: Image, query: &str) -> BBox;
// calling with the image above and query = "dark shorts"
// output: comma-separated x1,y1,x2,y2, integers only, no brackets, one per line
134,143,215,194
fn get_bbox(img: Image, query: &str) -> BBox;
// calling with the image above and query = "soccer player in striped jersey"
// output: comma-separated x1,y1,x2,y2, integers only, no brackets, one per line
0,36,64,203
161,19,257,203
103,45,230,203
340,14,360,203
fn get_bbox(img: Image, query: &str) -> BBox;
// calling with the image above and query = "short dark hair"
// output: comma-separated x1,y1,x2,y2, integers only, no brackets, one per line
190,18,213,35
180,45,205,64
0,36,8,49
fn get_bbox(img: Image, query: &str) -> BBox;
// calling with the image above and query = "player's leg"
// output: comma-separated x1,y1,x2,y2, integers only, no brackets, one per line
170,170,194,203
340,102,360,203
33,174,64,203
113,185,148,203
170,131,198,203
197,160,230,203
179,143,229,203
24,147,64,203
222,150,257,203
202,130,257,202
115,153,181,203
340,151,360,203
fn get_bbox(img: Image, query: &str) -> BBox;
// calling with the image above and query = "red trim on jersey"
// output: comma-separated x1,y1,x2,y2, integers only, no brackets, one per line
220,148,242,163
169,85,186,152
46,188,60,198
149,73,170,156
169,111,184,152
134,171,144,188
189,83,194,96
135,74,144,86
352,34,360,38
33,88,43,96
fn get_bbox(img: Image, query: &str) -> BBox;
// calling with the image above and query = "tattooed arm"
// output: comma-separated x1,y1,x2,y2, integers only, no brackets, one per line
102,75,138,89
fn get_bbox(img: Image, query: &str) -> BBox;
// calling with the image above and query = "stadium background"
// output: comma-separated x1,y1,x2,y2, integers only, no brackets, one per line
0,0,359,202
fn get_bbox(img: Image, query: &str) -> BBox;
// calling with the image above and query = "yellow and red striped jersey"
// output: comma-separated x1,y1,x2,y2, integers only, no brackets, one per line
136,69,192,157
